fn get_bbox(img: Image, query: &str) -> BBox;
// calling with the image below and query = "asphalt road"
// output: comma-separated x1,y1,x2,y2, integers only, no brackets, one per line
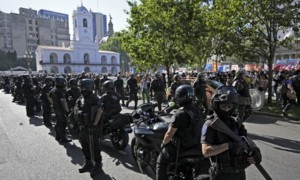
0,90,299,180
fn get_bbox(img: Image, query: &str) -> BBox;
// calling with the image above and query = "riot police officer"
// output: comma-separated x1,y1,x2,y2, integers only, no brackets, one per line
232,70,251,124
75,78,103,178
99,74,109,95
201,86,262,180
41,76,54,127
150,73,165,112
101,80,122,122
125,74,138,109
156,85,205,180
50,76,71,143
169,74,182,99
193,73,208,113
67,78,81,109
114,75,125,106
22,75,35,117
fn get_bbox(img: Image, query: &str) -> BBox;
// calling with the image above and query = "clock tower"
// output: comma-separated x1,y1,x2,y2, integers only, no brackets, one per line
72,5,94,43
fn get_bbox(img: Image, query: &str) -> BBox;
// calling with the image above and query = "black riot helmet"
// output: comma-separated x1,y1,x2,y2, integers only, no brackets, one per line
103,79,114,92
45,76,54,86
174,74,181,81
211,86,238,117
175,85,194,107
55,76,66,88
69,78,78,87
78,78,94,90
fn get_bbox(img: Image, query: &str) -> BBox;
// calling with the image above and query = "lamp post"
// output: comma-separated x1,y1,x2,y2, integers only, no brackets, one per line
24,51,34,75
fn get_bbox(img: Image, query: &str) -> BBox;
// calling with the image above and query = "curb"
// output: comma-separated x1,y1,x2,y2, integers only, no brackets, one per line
254,111,300,121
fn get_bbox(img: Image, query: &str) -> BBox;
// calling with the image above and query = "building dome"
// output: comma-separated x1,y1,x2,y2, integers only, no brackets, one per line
77,6,88,13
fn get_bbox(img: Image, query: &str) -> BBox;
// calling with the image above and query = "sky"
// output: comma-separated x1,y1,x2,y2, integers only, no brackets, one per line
0,0,131,33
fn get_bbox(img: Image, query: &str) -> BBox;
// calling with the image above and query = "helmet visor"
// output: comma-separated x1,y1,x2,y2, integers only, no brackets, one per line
219,103,234,112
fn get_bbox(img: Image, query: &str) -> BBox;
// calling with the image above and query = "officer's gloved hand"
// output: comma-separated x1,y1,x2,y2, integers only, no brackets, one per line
250,147,262,164
89,125,99,135
228,142,244,155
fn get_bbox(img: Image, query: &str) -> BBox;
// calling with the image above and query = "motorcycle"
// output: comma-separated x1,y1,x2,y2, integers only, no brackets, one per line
101,113,132,150
130,103,210,180
67,111,132,150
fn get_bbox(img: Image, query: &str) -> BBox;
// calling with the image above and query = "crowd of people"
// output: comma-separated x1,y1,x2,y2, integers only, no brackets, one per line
0,68,298,179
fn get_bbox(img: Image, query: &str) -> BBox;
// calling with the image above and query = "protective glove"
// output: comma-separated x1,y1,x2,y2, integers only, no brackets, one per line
89,125,99,135
250,147,262,164
228,142,244,155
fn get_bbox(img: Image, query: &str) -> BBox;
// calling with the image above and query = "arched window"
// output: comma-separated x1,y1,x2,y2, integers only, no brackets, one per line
111,56,117,64
64,66,72,74
101,55,107,64
84,66,90,73
63,53,71,64
50,66,59,73
83,18,88,27
49,53,58,63
101,67,108,73
84,53,90,64
75,19,77,27
111,67,117,74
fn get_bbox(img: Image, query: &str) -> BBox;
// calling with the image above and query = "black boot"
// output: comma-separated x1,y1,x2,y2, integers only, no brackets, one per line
79,160,93,173
90,161,103,178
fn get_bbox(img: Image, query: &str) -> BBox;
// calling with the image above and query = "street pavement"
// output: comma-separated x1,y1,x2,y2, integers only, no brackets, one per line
0,91,300,180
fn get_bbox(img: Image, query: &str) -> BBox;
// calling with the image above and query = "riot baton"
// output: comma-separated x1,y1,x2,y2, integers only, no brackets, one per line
89,131,95,165
209,118,273,180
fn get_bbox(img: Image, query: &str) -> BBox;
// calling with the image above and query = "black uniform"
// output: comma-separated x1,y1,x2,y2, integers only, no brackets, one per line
126,76,138,109
74,91,102,173
193,79,207,111
50,87,69,142
22,78,35,117
100,90,122,121
150,78,165,111
232,78,251,123
201,114,249,180
114,77,125,106
156,103,205,180
67,86,81,109
41,84,53,126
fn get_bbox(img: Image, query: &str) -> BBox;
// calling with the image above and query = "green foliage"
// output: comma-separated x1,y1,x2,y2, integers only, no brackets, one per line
124,0,210,74
202,0,300,103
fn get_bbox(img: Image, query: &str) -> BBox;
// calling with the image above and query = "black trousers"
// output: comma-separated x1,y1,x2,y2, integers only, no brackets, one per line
156,144,177,180
25,97,35,116
42,102,52,124
126,91,138,108
54,113,67,139
214,171,245,180
79,127,102,163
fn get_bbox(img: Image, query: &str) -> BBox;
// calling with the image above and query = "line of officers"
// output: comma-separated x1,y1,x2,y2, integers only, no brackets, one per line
9,74,123,178
7,71,263,180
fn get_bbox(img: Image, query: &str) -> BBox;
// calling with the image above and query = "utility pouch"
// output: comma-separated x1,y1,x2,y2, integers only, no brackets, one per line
209,157,219,180
217,151,232,172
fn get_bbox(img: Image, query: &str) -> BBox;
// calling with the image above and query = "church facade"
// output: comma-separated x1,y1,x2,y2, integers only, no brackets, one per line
35,5,120,74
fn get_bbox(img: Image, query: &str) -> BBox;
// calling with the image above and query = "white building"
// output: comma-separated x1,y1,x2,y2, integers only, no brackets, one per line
35,5,120,74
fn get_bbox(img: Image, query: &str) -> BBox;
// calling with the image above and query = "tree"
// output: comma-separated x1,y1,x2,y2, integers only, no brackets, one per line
124,0,210,83
203,0,300,103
